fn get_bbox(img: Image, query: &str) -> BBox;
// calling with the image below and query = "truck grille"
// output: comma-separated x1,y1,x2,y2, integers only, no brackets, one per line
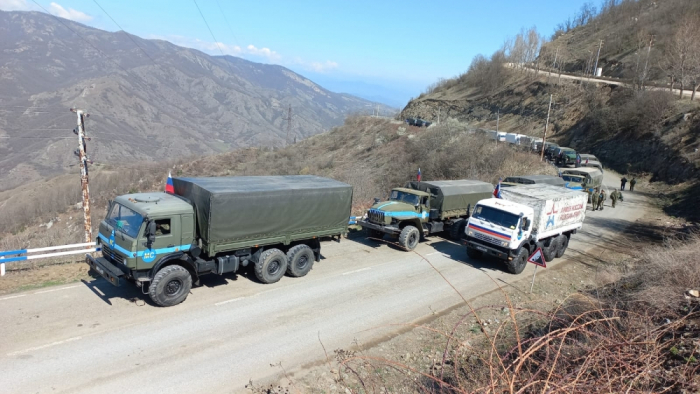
471,230,500,245
101,244,125,265
368,209,385,224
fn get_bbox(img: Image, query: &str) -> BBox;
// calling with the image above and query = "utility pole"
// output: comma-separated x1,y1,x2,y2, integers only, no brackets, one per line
593,40,603,77
496,108,500,132
540,94,553,162
641,35,654,90
71,108,92,244
548,47,559,81
284,104,292,147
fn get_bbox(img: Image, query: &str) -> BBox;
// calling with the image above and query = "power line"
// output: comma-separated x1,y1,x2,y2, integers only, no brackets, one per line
215,0,242,48
191,0,236,76
91,0,160,68
30,0,133,76
0,136,74,139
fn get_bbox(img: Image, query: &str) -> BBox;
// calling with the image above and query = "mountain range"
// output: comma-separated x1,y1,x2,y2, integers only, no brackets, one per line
0,10,392,191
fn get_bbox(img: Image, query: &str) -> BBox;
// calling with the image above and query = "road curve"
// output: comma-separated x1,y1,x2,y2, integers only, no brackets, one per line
0,171,644,393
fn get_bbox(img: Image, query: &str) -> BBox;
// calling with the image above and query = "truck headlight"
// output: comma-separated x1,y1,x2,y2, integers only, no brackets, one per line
467,230,474,236
501,241,509,247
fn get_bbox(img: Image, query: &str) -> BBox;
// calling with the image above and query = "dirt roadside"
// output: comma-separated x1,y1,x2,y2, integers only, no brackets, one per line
256,182,689,393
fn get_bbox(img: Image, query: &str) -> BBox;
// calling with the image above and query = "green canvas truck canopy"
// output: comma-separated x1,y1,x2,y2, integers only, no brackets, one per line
503,175,566,187
404,180,493,212
172,176,352,247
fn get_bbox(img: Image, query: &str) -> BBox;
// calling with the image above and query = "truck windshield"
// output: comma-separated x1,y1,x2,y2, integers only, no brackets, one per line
472,205,520,229
106,203,144,238
390,190,420,206
561,175,584,182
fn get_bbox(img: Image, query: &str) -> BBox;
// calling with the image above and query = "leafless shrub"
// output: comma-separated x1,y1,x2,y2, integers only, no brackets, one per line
329,237,700,393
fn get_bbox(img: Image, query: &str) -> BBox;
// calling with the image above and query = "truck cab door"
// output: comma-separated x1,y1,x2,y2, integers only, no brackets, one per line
421,196,432,221
137,215,181,269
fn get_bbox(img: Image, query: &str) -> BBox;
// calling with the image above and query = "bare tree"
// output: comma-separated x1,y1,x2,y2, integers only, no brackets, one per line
665,17,700,99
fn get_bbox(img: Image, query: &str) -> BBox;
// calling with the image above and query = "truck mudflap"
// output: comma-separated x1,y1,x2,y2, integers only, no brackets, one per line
466,239,512,261
357,220,401,235
86,254,124,286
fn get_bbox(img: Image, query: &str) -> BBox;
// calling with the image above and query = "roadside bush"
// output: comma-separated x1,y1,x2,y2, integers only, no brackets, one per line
586,88,674,138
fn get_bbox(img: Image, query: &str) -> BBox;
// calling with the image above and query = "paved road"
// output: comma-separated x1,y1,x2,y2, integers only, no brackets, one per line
510,63,695,98
0,171,644,393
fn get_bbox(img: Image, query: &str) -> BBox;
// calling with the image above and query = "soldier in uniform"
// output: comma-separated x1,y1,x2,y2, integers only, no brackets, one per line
597,189,606,210
630,177,637,191
610,189,619,208
591,188,599,211
620,177,628,191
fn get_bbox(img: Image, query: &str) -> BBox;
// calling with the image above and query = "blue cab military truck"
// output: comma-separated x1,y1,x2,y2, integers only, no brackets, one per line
357,180,493,251
87,176,353,307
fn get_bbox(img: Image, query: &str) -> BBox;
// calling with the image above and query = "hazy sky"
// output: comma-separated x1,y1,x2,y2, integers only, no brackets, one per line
1,0,594,106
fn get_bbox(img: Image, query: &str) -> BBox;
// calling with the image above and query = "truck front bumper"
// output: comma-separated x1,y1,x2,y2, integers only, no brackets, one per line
86,254,124,286
357,220,401,235
466,238,512,261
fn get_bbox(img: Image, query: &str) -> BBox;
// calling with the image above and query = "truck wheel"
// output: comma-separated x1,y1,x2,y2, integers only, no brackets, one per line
555,234,569,258
466,246,482,260
148,265,192,307
398,226,420,251
542,238,556,262
366,228,384,239
285,244,314,277
449,219,466,240
254,248,288,284
505,247,528,274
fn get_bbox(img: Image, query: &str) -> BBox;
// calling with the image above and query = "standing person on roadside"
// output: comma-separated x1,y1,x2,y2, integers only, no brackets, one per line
630,177,637,191
597,189,606,211
610,189,619,208
591,187,599,211
621,176,628,191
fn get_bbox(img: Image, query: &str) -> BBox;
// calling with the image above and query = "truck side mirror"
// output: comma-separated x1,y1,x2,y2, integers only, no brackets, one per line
521,218,529,230
146,220,156,246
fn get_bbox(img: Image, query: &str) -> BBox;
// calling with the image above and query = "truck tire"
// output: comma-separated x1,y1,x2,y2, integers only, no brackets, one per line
148,265,192,307
542,238,556,262
285,244,314,277
505,247,528,274
366,228,384,239
398,226,420,251
466,246,482,260
449,219,466,241
555,234,569,258
254,248,288,284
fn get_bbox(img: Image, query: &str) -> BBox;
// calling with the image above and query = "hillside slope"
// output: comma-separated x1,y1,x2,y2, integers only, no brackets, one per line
401,0,700,218
0,11,390,190
0,116,556,249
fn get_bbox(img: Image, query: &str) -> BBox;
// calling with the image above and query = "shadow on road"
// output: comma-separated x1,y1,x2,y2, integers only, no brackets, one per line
81,278,148,306
428,238,511,275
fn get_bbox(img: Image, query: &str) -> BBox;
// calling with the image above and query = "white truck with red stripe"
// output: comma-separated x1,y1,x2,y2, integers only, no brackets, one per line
464,184,588,274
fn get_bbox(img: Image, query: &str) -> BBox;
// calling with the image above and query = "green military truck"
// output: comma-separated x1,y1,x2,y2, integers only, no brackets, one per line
87,176,352,307
357,180,493,251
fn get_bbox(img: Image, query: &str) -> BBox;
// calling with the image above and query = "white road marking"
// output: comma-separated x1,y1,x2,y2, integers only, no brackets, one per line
214,297,245,306
34,285,81,294
0,294,26,302
342,267,372,276
7,336,82,357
